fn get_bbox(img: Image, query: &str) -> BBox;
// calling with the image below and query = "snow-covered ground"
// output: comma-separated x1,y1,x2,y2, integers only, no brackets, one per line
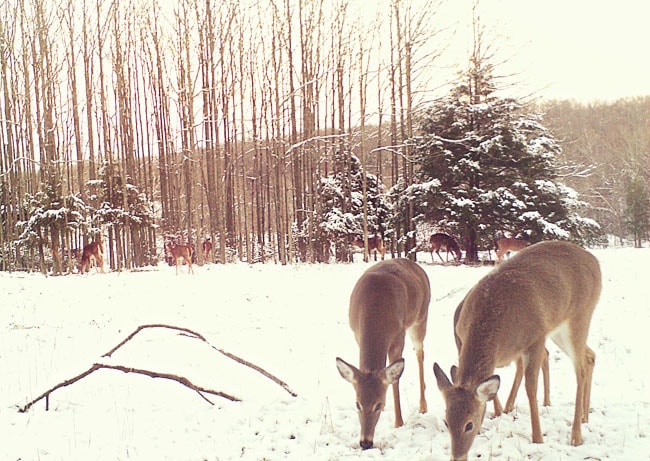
1,247,648,460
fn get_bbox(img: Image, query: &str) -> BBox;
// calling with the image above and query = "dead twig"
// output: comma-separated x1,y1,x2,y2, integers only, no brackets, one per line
19,323,297,413
102,323,298,397
18,363,241,413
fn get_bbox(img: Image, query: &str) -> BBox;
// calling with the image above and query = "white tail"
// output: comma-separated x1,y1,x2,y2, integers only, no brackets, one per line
430,233,462,263
434,241,600,460
494,237,529,262
336,258,430,449
165,241,194,275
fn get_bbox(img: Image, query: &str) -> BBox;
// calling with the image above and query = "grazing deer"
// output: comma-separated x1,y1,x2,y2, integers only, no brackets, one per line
165,241,194,275
351,234,386,261
434,241,600,460
452,297,551,418
201,237,213,263
79,238,105,274
336,258,430,449
494,237,529,262
430,233,462,263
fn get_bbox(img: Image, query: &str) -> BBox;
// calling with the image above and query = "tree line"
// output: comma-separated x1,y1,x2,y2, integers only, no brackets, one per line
0,0,644,274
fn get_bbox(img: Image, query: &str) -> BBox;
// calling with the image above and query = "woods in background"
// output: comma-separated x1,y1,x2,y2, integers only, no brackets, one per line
0,0,646,274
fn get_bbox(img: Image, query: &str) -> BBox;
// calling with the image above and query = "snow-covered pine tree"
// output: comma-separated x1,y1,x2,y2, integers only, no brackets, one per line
408,39,600,262
314,151,392,262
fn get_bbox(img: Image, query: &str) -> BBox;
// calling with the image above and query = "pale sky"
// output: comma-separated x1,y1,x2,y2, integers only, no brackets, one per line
439,0,650,102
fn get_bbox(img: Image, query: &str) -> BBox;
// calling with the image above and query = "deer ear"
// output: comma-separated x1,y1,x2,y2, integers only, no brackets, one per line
433,362,452,390
450,365,459,384
382,358,405,384
476,375,500,402
336,357,359,384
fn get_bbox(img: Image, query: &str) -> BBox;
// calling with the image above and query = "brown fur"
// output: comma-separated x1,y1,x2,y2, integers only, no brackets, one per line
494,237,529,262
201,238,212,262
336,259,430,449
165,241,194,275
429,233,462,263
350,235,386,261
80,239,105,274
434,241,601,459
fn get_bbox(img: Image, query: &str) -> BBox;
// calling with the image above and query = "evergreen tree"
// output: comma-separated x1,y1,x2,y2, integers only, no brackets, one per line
625,176,649,247
314,151,392,262
408,51,601,262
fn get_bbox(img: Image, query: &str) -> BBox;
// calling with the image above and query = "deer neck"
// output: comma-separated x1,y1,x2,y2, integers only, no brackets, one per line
457,341,499,388
358,331,391,373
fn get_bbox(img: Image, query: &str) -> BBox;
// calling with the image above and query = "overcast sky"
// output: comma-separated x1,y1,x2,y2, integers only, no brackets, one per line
439,0,650,102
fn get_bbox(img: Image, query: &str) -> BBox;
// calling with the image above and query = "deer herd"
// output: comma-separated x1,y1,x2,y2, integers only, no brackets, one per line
62,229,601,458
337,240,601,460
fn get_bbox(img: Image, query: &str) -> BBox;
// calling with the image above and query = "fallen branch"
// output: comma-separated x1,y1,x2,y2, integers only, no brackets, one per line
19,323,297,413
102,323,298,397
18,363,240,413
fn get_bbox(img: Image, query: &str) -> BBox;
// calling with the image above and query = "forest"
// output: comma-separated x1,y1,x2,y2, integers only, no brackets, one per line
0,0,648,273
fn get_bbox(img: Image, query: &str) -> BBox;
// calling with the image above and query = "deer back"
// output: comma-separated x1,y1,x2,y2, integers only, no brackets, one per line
455,240,601,386
349,259,430,369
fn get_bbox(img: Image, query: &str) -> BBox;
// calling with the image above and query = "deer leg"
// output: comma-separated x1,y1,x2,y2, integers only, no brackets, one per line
504,357,524,413
524,342,546,444
542,348,551,407
388,340,406,428
493,395,504,416
415,347,427,414
582,346,595,422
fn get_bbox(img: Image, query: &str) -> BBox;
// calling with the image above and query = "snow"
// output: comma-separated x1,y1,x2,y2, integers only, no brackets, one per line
1,248,649,460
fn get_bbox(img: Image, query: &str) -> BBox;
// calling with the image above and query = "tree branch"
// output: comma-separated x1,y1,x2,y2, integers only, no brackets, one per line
18,323,297,413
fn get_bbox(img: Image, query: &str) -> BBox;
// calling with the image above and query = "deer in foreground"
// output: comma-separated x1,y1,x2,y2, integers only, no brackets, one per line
336,258,430,449
430,233,462,263
350,234,386,261
165,241,194,275
80,238,105,274
494,237,529,262
452,296,551,418
434,240,600,460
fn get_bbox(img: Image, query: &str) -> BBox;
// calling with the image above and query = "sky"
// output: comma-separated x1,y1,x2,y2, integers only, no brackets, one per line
440,0,650,102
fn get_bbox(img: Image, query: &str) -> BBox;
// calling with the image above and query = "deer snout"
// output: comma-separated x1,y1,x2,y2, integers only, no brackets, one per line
360,439,374,450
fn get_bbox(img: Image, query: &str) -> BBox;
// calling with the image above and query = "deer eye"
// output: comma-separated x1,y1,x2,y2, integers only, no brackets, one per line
373,403,382,412
464,422,474,433
443,420,449,429
356,402,362,411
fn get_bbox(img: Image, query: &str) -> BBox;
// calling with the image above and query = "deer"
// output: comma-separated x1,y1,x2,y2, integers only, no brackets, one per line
433,240,600,460
201,237,213,263
165,241,194,275
336,258,430,450
430,233,462,263
79,238,105,274
494,237,529,262
452,296,551,418
350,234,386,261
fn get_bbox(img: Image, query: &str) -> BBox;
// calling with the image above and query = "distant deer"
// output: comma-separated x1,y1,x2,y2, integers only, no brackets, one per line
79,238,105,274
201,237,213,263
434,241,600,460
350,234,386,261
336,258,430,449
494,237,529,262
165,241,194,275
429,233,462,263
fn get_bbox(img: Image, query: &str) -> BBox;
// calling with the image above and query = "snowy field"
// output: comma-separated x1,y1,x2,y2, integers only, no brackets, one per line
1,247,648,460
